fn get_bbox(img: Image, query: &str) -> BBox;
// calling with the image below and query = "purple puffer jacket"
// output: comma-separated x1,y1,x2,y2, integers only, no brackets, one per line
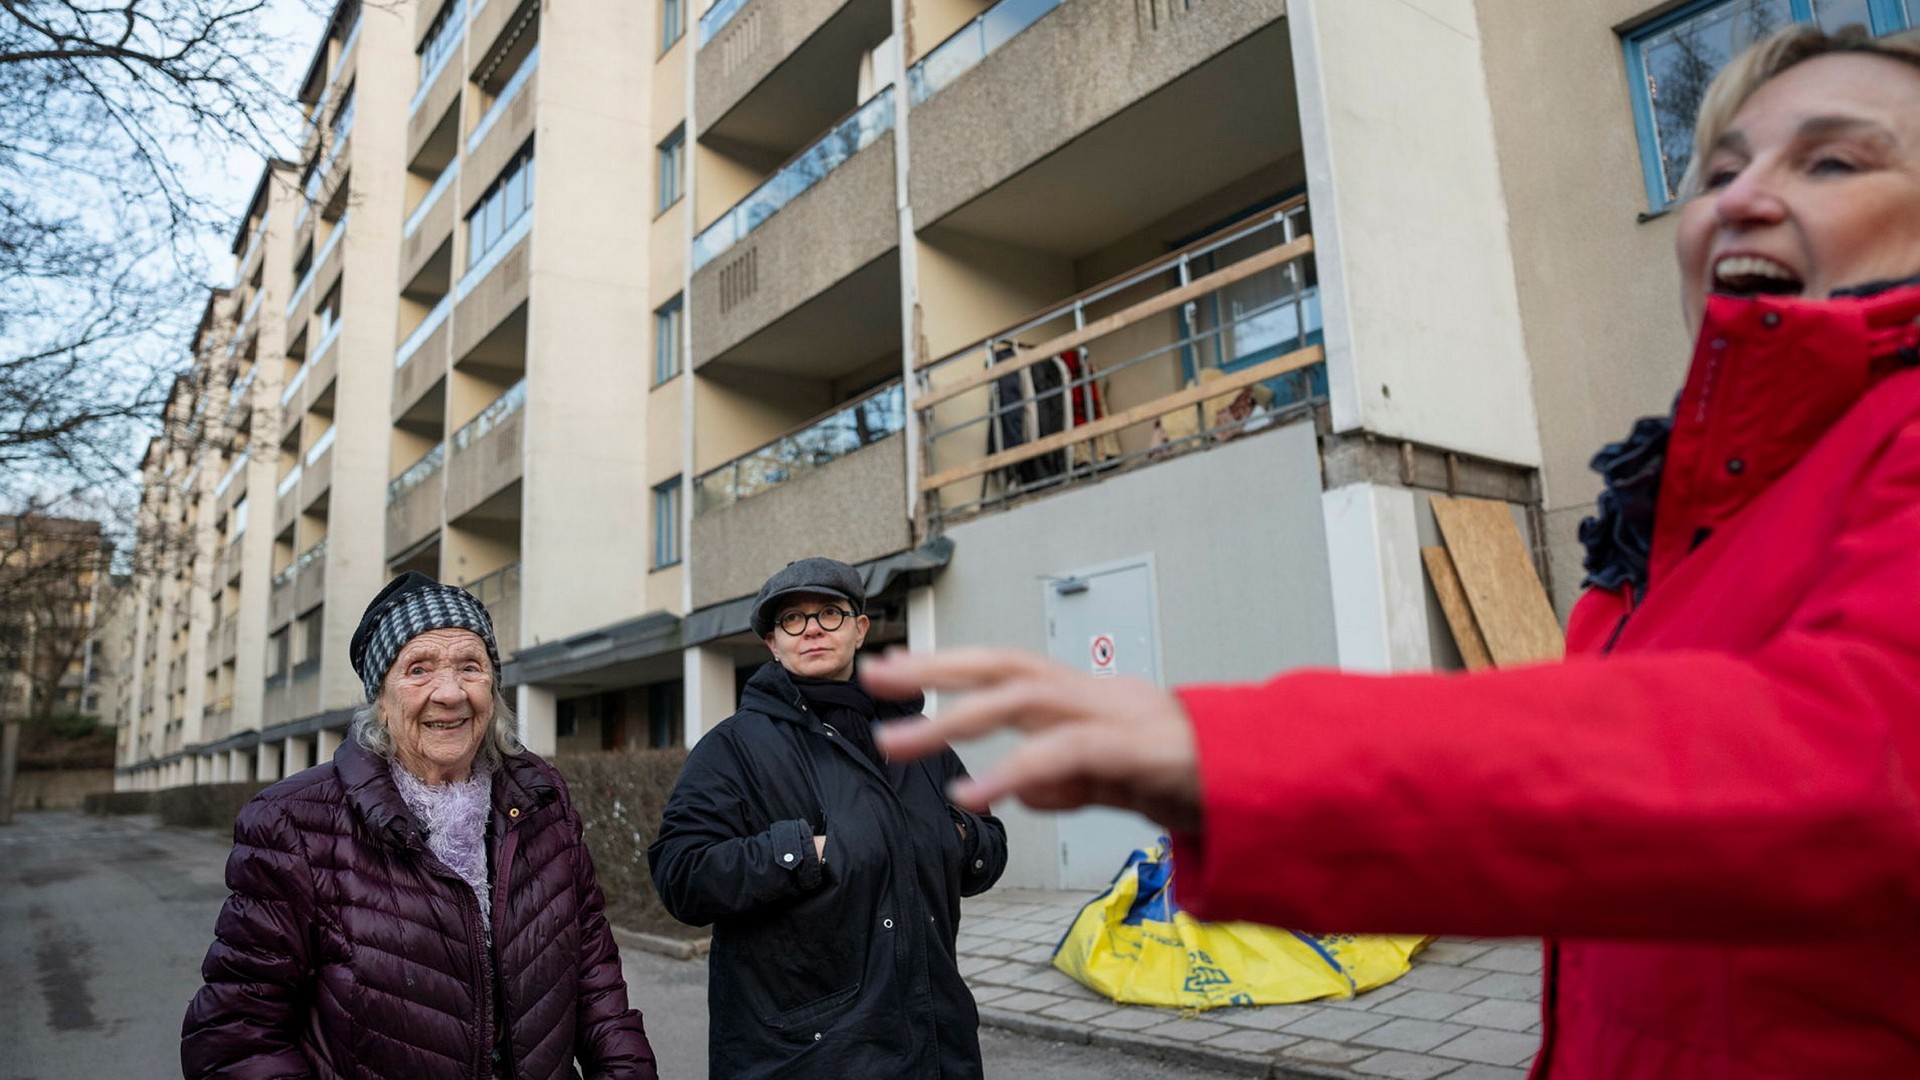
181,738,656,1080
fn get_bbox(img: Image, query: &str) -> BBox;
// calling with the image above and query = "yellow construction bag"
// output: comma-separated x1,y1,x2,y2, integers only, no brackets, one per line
1052,841,1428,1009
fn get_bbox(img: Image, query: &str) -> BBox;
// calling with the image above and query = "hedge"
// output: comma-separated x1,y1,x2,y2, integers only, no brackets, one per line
157,781,275,831
554,747,697,940
84,790,155,815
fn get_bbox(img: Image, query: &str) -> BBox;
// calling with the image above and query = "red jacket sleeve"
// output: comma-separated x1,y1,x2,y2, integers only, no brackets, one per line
1170,421,1920,943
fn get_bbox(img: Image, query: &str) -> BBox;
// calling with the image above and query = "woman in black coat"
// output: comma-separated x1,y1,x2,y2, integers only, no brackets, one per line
650,557,1008,1079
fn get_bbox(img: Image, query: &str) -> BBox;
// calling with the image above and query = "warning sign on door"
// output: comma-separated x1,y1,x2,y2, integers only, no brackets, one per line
1089,634,1116,677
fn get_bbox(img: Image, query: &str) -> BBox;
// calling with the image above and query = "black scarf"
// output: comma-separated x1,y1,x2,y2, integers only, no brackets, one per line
790,673,887,767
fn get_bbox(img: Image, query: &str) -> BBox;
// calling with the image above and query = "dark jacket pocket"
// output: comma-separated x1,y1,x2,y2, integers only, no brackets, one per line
764,982,861,1036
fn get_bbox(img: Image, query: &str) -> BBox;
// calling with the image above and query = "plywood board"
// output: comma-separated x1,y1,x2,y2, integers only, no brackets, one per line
1421,545,1493,670
1429,496,1565,666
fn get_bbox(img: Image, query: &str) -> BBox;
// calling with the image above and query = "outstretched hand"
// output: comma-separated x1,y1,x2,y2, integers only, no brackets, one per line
864,647,1204,834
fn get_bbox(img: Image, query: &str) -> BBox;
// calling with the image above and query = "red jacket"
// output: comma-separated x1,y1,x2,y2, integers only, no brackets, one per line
1171,282,1920,1079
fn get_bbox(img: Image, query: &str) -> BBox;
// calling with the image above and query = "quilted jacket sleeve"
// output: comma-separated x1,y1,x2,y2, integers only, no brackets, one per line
562,790,658,1080
1170,419,1920,943
648,729,827,927
180,796,317,1079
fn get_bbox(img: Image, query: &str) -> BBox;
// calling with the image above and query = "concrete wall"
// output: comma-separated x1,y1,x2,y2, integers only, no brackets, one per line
690,434,909,606
1287,0,1540,469
690,131,898,366
12,769,115,811
908,0,1287,227
1471,0,1693,614
930,418,1336,889
695,0,852,134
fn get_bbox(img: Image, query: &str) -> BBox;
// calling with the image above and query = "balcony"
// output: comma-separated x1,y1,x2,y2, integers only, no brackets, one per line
908,0,1288,230
311,213,349,311
274,463,304,531
293,539,328,614
469,0,535,84
408,12,465,161
217,616,239,664
695,0,887,138
464,561,521,654
386,443,446,556
691,93,896,368
302,426,336,510
268,570,294,629
396,297,453,416
464,47,538,213
446,381,525,522
691,383,909,606
453,216,531,360
402,160,459,283
215,449,249,510
913,198,1323,528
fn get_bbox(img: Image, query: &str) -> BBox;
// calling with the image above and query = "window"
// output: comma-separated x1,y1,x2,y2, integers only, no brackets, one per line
657,125,684,214
297,608,324,665
266,628,289,678
419,0,463,86
654,294,683,385
1624,0,1914,209
652,477,682,569
468,143,535,268
662,0,684,50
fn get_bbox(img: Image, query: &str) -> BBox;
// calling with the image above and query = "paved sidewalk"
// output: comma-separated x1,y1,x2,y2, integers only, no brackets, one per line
960,889,1542,1080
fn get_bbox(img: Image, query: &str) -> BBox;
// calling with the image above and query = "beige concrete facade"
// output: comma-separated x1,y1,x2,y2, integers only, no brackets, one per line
120,0,1878,847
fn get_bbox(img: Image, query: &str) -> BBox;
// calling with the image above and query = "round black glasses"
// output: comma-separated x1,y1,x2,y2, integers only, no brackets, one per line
777,607,852,636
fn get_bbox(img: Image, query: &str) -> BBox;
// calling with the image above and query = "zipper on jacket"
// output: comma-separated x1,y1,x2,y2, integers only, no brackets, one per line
488,822,524,1079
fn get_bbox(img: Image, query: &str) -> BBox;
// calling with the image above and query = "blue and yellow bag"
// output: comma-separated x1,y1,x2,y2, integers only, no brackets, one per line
1051,841,1428,1009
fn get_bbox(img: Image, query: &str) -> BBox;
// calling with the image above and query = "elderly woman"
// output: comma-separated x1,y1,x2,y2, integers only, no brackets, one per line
182,572,656,1080
868,25,1920,1080
649,557,1007,1079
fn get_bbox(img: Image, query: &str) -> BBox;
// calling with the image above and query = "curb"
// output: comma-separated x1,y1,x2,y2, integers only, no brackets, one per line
975,1006,1378,1080
612,926,710,961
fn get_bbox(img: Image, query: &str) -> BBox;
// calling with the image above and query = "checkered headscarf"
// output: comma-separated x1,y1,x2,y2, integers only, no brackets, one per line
349,571,501,702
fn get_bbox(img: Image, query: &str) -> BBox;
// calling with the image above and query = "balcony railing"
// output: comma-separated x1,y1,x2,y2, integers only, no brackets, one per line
453,380,526,453
272,537,328,589
465,561,519,610
404,159,460,238
214,450,249,499
454,211,532,301
691,91,895,271
242,285,265,327
695,380,905,513
304,425,337,467
468,45,539,154
397,296,452,367
387,442,446,504
913,197,1322,525
908,0,1062,104
276,463,304,498
410,0,466,111
280,359,310,407
697,0,750,45
239,211,269,270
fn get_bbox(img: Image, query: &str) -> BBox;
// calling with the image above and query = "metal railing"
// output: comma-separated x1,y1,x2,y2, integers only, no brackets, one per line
465,561,519,609
691,91,895,271
914,199,1322,525
697,0,750,45
694,380,905,513
404,159,460,238
908,0,1063,104
387,443,445,504
452,380,527,453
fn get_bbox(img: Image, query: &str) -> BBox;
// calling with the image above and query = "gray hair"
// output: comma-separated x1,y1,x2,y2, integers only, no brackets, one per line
351,686,524,773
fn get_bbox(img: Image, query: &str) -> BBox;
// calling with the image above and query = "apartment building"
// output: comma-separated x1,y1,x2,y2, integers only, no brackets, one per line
117,0,1919,887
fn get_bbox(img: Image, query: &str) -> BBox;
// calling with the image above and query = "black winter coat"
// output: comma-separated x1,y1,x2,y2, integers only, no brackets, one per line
649,662,1008,1080
181,738,656,1080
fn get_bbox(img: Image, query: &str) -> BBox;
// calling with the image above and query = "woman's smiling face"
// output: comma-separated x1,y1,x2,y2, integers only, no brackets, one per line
1675,52,1920,334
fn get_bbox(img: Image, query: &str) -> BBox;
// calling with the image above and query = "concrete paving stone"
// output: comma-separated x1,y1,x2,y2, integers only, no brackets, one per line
1280,1039,1376,1065
1429,1029,1541,1067
1280,1008,1393,1041
1088,1029,1273,1077
1012,942,1058,964
1464,945,1543,975
1013,920,1067,944
1439,1065,1531,1080
967,963,1027,988
978,1007,1091,1047
1137,1018,1236,1043
1456,972,1540,1002
1323,986,1409,1011
1036,998,1119,1023
1351,1018,1473,1053
964,916,1016,935
1086,1005,1180,1030
1211,1002,1328,1029
994,990,1069,1014
1008,966,1083,993
1370,990,1479,1021
969,985,1020,1005
1419,939,1495,965
1351,1049,1462,1079
1396,963,1489,994
958,955,1010,980
964,937,1028,959
1205,1028,1302,1055
1446,998,1540,1032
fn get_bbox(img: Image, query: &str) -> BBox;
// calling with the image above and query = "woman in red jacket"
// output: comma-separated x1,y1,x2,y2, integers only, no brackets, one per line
868,24,1920,1080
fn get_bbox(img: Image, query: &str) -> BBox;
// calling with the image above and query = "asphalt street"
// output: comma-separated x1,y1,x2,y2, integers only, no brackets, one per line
1,811,1226,1079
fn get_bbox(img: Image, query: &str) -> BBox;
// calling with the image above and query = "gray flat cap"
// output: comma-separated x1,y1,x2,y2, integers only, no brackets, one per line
751,557,866,636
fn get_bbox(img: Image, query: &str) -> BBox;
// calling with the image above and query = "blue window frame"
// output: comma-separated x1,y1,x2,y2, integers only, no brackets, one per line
657,125,685,214
662,0,684,51
652,477,683,569
1624,0,1913,210
654,294,683,385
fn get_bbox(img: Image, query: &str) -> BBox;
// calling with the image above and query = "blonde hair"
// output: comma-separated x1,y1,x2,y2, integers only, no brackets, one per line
1680,24,1920,199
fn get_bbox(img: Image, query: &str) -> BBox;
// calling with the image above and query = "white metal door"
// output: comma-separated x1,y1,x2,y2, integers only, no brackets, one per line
1043,557,1164,890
